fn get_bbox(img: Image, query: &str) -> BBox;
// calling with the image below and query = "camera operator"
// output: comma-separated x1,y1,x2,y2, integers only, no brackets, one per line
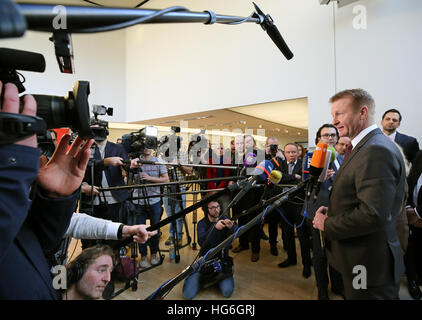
231,135,263,262
264,136,287,255
133,147,169,268
182,200,237,299
0,81,93,299
160,131,192,246
80,122,139,246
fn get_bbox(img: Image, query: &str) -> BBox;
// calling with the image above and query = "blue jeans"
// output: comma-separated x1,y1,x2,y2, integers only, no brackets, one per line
135,202,162,256
182,271,234,300
163,195,185,239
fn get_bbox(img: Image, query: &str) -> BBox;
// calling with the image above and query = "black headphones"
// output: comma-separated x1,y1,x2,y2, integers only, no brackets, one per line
67,260,87,287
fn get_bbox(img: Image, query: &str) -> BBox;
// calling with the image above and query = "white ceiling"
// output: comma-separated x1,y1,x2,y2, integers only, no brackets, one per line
134,98,309,142
229,98,308,130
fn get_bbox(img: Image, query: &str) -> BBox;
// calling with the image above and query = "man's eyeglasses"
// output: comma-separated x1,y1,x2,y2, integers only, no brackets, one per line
208,205,220,210
321,134,337,139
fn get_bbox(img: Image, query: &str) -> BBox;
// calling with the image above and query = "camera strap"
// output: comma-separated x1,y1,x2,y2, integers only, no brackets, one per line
0,112,46,145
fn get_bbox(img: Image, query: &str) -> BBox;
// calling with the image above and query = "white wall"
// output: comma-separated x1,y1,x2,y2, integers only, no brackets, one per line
126,0,422,145
0,29,127,122
126,0,336,143
334,0,422,141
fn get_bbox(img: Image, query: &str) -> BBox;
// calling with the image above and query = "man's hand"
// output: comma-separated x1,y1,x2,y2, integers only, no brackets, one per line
216,219,233,230
406,207,422,228
122,224,157,244
326,169,335,180
215,220,226,230
37,134,94,198
220,219,234,229
104,157,124,167
81,183,100,196
130,159,142,170
276,149,285,160
0,82,37,147
313,206,328,231
139,172,152,181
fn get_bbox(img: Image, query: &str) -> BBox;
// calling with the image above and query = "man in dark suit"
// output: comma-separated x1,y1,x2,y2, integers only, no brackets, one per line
81,130,139,225
0,81,93,299
277,143,312,279
404,150,422,299
381,108,420,164
313,89,406,299
305,124,344,300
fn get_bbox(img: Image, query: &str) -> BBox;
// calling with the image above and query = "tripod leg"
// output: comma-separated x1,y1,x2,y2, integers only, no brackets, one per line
131,242,138,291
191,185,198,250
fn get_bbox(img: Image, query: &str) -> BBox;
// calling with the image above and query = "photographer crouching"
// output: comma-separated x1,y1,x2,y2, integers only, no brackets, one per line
182,200,238,299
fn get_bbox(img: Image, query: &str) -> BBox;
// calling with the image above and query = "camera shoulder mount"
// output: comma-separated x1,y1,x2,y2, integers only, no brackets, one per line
0,112,46,145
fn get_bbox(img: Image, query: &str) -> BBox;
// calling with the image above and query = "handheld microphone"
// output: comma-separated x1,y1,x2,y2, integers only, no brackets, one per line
306,142,328,198
243,152,257,167
253,159,275,182
228,159,273,211
268,169,282,184
252,2,294,60
327,146,337,163
309,142,328,178
317,149,332,183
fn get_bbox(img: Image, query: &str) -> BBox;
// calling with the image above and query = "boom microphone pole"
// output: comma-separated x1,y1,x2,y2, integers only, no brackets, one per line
146,182,241,232
13,2,293,59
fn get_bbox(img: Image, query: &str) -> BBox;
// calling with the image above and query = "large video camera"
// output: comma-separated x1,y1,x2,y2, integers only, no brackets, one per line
90,104,113,142
157,126,182,162
188,129,208,164
0,48,93,145
122,126,158,158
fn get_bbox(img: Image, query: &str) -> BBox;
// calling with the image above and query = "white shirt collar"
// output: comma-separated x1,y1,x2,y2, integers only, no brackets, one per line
384,130,397,142
351,124,378,149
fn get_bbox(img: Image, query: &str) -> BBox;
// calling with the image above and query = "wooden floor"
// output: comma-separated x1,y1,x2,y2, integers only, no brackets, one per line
69,198,414,300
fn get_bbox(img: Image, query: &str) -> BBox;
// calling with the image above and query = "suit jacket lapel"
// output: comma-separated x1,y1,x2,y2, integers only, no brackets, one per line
394,131,402,144
333,128,381,186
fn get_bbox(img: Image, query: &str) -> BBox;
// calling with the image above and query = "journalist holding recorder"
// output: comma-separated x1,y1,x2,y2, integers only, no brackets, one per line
182,200,238,299
0,81,94,299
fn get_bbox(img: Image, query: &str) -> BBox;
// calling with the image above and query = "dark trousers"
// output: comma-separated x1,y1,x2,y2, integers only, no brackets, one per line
279,202,311,266
311,225,343,292
135,202,162,256
238,216,261,254
232,189,262,254
268,210,287,249
404,227,422,283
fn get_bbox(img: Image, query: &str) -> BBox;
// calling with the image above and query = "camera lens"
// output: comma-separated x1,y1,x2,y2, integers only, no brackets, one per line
20,81,93,139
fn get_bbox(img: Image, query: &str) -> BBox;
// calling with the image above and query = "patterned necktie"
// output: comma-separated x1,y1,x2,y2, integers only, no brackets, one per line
344,144,353,161
288,162,294,174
